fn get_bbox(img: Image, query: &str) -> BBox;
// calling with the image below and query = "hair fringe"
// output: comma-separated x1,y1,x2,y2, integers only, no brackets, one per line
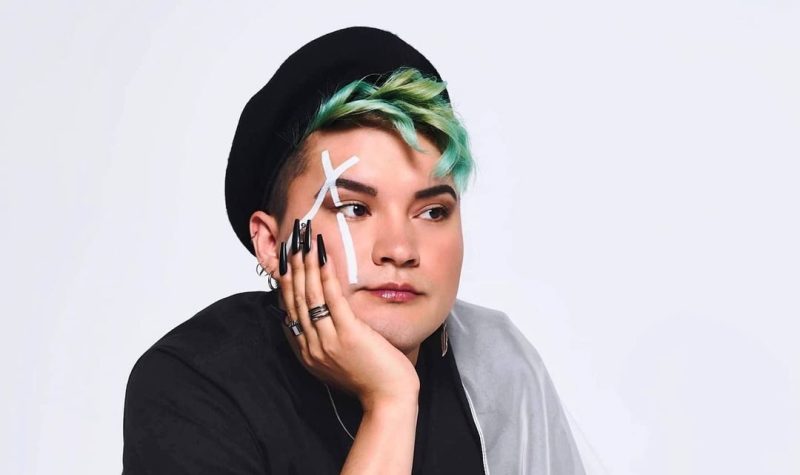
301,67,474,193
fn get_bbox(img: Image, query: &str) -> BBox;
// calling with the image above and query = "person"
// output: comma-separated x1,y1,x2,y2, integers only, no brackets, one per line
122,26,586,474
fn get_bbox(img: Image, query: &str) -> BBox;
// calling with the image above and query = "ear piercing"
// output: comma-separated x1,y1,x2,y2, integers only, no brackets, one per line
256,262,279,290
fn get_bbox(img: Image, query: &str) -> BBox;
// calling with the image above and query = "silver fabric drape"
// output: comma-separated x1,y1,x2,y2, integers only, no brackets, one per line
446,299,587,475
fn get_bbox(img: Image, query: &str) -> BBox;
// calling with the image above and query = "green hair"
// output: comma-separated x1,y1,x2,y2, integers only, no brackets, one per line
303,67,474,193
264,67,474,221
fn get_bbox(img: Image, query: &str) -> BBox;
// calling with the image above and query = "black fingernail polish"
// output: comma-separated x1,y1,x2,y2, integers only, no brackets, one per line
291,219,301,254
317,234,327,267
303,220,312,254
279,241,287,275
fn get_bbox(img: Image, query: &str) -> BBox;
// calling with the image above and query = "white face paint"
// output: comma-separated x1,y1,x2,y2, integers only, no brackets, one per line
285,149,360,284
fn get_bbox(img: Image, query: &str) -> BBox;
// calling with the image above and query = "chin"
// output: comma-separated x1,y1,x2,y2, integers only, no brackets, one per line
349,293,445,353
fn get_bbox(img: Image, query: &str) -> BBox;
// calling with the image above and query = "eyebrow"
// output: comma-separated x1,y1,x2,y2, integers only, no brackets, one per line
414,184,458,201
314,179,458,202
314,178,377,199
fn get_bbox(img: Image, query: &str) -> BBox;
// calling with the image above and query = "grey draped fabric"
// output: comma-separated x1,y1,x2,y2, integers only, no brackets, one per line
446,299,587,475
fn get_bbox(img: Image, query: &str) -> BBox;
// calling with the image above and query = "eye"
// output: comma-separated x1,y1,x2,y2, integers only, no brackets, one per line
337,203,370,218
419,206,450,221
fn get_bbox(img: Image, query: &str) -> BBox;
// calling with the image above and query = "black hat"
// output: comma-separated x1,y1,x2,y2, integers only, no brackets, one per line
224,26,449,256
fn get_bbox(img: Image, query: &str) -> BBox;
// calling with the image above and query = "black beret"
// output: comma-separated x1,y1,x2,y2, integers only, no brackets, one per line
224,26,449,257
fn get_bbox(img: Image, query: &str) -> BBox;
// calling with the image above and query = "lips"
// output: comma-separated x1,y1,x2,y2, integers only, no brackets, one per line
364,283,421,303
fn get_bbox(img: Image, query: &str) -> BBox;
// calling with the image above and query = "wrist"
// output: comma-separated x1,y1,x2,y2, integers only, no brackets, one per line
360,391,419,415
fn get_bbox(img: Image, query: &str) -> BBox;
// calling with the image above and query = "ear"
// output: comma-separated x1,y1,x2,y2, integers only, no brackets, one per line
249,211,281,275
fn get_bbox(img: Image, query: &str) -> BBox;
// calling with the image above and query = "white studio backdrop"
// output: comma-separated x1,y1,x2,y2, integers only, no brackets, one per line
1,1,797,474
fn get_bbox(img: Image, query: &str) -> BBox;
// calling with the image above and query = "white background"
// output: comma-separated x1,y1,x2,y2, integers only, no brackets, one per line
1,1,798,474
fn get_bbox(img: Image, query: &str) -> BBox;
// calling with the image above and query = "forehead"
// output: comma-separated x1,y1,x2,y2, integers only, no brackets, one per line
300,127,452,189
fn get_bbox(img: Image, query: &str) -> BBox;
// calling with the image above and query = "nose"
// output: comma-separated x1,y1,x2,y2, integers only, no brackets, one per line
371,215,420,268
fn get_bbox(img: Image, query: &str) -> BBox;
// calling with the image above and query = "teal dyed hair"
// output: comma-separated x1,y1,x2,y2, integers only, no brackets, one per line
302,67,474,193
264,67,475,220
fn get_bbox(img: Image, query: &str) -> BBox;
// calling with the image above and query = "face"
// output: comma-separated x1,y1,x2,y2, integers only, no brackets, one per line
253,126,464,359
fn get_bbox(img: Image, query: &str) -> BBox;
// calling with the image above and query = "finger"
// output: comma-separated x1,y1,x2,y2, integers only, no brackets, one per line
276,241,309,350
304,230,337,343
317,233,355,331
290,219,321,353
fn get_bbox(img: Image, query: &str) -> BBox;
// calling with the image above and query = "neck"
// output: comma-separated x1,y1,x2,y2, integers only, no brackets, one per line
406,345,421,367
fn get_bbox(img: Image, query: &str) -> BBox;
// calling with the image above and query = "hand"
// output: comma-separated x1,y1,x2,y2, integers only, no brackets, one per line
276,219,420,410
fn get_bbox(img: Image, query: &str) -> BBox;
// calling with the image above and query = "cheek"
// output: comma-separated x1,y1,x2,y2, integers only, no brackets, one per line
423,230,463,289
320,219,372,288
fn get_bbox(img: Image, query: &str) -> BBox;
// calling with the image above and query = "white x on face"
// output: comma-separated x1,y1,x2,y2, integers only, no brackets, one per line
286,149,361,283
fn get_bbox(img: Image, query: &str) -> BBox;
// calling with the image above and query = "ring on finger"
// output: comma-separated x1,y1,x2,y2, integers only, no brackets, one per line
308,304,331,322
286,319,303,336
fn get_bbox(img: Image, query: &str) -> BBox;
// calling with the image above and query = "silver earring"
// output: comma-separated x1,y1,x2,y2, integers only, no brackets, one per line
266,272,279,291
441,321,449,357
256,262,268,276
256,262,280,291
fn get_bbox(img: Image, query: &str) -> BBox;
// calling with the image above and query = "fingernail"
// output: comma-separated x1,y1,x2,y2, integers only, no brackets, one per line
317,234,327,267
303,220,312,254
291,219,301,254
279,241,287,275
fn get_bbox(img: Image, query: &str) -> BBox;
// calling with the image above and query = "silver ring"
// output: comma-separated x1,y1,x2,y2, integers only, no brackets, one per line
287,320,303,336
308,304,331,322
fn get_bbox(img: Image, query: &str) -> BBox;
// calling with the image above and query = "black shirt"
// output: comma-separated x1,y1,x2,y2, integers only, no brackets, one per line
122,290,485,474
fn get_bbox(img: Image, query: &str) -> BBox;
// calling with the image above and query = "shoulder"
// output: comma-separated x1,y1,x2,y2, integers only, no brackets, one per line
448,298,549,378
148,290,277,362
450,298,539,353
447,302,585,473
125,290,281,400
123,291,280,468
